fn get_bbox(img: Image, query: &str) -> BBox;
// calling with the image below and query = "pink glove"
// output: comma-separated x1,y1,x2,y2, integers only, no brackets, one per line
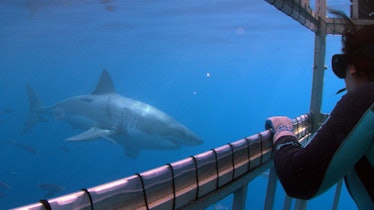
265,116,296,143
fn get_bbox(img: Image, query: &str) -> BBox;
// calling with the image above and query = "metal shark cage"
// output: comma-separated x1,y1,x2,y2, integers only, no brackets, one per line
14,0,374,210
16,115,311,210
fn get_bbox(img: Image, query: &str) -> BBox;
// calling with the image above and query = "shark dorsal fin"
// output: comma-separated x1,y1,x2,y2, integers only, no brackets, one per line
92,70,115,95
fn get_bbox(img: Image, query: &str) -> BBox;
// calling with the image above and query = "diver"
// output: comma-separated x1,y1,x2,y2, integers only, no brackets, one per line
265,12,374,209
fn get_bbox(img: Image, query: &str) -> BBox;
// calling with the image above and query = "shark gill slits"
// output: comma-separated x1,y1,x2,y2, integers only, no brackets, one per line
106,97,112,119
80,98,93,103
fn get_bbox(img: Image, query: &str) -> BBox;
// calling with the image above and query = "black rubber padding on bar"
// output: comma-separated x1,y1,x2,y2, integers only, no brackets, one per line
294,3,301,22
190,155,199,200
295,118,299,139
245,137,251,172
286,0,294,16
136,173,149,210
279,0,285,11
210,149,219,189
227,143,235,180
258,133,263,164
81,188,94,210
301,4,306,25
166,163,176,210
39,199,51,210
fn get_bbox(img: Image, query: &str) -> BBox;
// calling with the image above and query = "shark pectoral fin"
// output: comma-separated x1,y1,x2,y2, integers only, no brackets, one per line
123,146,140,158
120,142,140,158
66,127,117,142
99,135,117,144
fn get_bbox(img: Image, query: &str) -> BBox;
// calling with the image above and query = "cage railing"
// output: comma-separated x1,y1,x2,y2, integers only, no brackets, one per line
14,113,320,210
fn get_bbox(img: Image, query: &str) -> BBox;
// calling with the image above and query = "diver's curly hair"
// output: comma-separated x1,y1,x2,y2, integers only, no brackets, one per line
329,9,374,81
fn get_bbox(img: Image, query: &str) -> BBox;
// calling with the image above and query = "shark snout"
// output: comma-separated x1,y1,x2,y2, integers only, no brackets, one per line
184,135,203,146
174,130,203,146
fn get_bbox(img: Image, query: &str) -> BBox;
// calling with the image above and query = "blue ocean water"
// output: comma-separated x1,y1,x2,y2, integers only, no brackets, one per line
0,0,356,209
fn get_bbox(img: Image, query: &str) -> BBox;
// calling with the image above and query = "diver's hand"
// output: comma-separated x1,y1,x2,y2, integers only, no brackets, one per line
265,116,296,143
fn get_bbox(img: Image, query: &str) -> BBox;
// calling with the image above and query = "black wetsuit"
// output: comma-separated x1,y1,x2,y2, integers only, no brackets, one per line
273,82,374,205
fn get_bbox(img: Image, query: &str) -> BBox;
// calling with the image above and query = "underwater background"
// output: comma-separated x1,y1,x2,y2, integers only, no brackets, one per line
0,0,357,209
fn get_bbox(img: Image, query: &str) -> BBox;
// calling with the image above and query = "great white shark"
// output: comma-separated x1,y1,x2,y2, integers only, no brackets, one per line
23,70,203,157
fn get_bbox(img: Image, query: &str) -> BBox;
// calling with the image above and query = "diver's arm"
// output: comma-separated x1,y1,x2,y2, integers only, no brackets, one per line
273,83,373,199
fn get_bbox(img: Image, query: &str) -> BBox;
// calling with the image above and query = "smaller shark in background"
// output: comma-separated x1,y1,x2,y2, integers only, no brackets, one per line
23,70,203,157
38,182,65,198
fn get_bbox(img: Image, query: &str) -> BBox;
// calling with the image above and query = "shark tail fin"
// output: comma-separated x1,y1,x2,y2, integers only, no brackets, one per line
21,85,45,134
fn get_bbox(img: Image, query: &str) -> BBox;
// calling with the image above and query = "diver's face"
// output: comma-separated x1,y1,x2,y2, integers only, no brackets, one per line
344,65,369,92
344,66,355,92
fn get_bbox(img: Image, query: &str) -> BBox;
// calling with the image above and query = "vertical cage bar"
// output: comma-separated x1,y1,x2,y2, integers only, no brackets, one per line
294,199,307,210
331,179,343,210
283,195,292,210
264,167,278,210
232,184,248,210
